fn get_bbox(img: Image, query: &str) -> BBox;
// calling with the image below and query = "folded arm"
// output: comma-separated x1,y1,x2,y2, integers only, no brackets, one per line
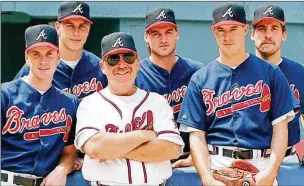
82,130,156,160
123,138,182,162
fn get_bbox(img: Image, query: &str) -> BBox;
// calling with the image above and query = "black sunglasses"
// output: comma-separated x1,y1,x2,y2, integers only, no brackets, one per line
105,53,137,67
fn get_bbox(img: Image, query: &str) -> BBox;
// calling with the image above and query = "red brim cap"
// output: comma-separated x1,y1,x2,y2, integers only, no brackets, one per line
25,42,59,52
103,48,137,59
59,15,93,24
211,20,246,29
252,17,285,26
145,21,177,31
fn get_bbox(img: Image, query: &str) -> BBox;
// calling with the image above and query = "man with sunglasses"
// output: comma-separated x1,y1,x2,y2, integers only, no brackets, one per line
177,3,299,185
1,25,78,186
75,32,184,186
135,8,204,167
15,1,108,170
251,5,304,163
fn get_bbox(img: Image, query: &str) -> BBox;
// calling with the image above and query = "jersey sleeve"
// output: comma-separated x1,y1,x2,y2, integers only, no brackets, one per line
300,83,304,114
153,94,184,147
74,96,104,152
270,68,300,123
1,90,8,127
14,63,30,80
177,78,208,131
65,98,80,146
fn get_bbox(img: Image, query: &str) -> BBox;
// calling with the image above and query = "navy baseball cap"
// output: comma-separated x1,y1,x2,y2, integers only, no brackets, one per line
145,8,177,31
252,5,285,26
58,2,93,24
211,3,247,29
25,24,58,52
101,32,137,58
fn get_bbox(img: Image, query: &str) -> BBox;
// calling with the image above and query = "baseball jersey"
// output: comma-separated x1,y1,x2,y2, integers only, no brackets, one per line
1,79,79,177
177,54,299,149
136,56,203,152
279,57,304,145
15,50,108,100
75,88,184,185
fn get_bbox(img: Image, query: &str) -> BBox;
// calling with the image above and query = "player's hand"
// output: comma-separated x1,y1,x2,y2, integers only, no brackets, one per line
172,154,193,168
202,174,225,186
255,169,277,186
40,166,68,186
74,157,83,170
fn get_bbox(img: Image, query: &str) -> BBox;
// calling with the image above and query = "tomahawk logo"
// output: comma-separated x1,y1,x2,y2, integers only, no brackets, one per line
263,7,274,15
112,37,123,47
72,4,83,14
222,7,234,18
156,10,167,19
36,30,47,40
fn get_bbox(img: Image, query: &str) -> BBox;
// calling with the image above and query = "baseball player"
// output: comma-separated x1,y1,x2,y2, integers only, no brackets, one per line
1,25,79,186
75,32,184,186
177,3,299,186
135,8,203,163
14,1,108,169
251,5,304,163
15,1,108,100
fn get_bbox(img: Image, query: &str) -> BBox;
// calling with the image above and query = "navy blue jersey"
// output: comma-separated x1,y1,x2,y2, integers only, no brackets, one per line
15,50,108,100
1,79,79,177
279,58,304,145
136,56,203,152
136,56,203,120
177,54,299,149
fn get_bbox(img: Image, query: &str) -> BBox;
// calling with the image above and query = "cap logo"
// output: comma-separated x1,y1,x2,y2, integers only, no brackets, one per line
36,30,47,40
156,10,167,19
263,7,273,15
72,4,83,14
222,7,234,18
112,37,123,47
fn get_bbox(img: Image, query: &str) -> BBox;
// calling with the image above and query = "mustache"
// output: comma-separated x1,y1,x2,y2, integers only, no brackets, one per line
115,67,131,73
261,39,275,44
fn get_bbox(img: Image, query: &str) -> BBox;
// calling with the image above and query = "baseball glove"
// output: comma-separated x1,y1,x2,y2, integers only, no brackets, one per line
213,159,259,186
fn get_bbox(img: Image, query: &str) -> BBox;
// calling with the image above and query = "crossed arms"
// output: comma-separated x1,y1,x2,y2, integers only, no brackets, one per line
82,130,182,162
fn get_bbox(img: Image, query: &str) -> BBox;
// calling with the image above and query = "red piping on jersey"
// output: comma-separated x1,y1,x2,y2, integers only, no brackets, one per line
142,162,148,183
132,92,150,121
98,92,123,119
76,127,100,136
126,159,132,184
131,92,150,184
157,130,180,136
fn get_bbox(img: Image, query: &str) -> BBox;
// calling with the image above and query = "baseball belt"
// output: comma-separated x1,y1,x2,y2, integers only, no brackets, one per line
209,145,295,159
1,171,43,186
91,180,166,186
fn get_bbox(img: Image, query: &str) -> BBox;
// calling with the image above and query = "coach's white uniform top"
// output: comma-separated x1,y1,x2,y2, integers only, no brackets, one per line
75,87,184,185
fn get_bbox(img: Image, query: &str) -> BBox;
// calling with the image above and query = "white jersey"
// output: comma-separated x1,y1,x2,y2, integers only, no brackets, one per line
75,87,184,185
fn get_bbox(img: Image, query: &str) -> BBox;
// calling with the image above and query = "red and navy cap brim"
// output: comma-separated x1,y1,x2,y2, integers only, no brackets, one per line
211,20,246,29
59,15,93,24
26,42,59,52
252,17,285,26
145,21,177,31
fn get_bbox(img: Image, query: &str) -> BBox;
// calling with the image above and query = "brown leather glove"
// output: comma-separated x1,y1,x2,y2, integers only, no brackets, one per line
213,159,259,186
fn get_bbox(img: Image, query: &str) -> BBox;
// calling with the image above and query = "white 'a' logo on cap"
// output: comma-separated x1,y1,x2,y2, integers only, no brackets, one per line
222,7,234,18
36,30,47,40
72,4,83,14
263,6,274,15
156,10,167,19
112,37,123,47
